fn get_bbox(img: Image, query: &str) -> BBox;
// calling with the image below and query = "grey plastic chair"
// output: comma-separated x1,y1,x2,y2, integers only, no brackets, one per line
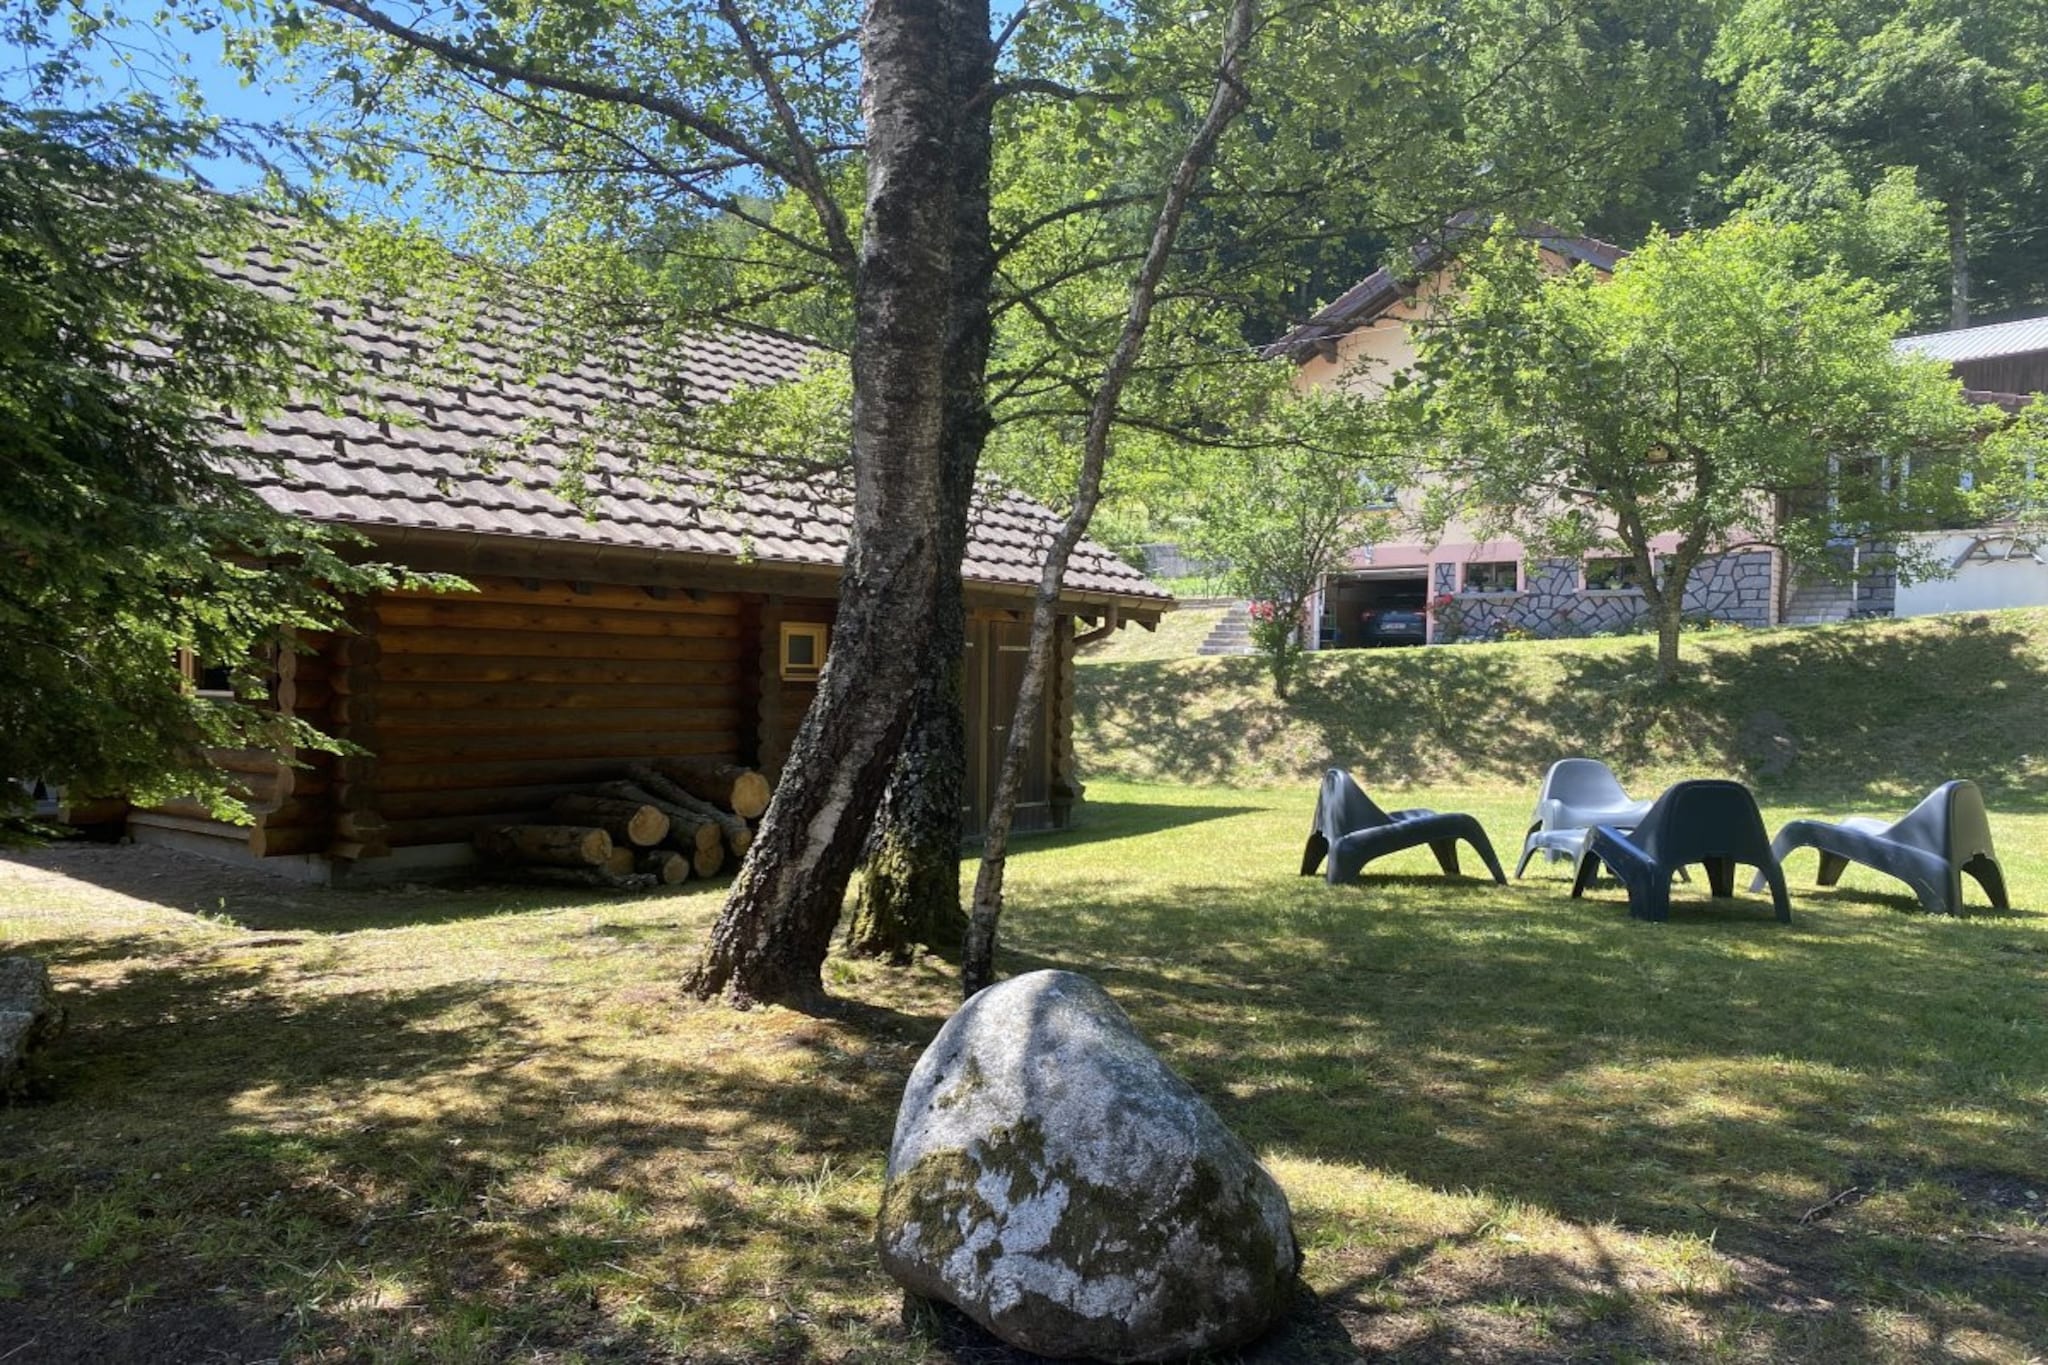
1572,779,1790,923
1301,769,1507,887
1516,758,1654,877
1751,780,2009,916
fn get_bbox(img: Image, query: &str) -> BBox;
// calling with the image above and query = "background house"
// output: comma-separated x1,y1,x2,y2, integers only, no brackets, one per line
124,239,1168,882
1264,218,1779,646
1890,317,2048,617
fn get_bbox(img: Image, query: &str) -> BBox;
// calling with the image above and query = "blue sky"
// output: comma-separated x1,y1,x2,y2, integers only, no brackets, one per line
2,10,351,195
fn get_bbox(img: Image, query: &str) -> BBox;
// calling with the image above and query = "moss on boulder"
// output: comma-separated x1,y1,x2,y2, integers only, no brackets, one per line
0,956,64,1101
877,970,1297,1361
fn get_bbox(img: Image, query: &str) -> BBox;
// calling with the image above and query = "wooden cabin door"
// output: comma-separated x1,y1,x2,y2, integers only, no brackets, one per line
985,619,1051,831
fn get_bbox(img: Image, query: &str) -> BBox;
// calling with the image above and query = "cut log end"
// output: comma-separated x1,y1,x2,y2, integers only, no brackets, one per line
692,843,726,880
727,771,771,820
638,850,690,885
474,824,612,868
547,795,671,849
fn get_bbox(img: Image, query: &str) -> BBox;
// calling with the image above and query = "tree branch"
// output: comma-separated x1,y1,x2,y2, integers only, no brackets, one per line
714,0,859,270
307,0,853,273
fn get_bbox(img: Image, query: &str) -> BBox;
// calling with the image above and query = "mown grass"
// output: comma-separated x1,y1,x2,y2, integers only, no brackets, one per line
1077,606,1226,665
1078,608,2048,809
4,771,2045,1362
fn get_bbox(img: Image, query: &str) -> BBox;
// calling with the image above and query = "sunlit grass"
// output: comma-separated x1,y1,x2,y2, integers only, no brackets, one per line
3,774,2045,1361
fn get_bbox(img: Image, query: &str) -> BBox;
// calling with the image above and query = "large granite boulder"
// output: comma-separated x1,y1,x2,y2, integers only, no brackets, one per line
0,956,65,1101
878,970,1297,1362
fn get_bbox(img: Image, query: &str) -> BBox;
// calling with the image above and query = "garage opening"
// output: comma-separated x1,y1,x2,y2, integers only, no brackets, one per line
1321,571,1429,648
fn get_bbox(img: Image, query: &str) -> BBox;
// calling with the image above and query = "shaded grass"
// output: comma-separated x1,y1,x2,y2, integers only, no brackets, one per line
3,778,2046,1362
1077,608,2048,809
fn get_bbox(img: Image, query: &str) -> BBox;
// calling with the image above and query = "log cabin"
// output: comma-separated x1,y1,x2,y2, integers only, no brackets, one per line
125,243,1170,882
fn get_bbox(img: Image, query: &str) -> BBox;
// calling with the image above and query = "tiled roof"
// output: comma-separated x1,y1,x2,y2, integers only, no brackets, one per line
210,239,1168,605
1262,211,1627,361
1897,316,2048,365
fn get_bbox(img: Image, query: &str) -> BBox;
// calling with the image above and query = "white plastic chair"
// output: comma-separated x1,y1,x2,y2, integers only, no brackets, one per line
1517,758,1654,878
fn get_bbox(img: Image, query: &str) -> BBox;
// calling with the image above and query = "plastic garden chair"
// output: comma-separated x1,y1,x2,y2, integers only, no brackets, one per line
1751,780,2009,916
1300,769,1508,887
1516,758,1654,878
1571,779,1790,922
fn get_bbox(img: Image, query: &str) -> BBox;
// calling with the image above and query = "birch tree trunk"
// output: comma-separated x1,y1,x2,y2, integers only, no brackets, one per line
847,0,994,962
685,0,965,1008
961,0,1257,997
1946,198,1971,331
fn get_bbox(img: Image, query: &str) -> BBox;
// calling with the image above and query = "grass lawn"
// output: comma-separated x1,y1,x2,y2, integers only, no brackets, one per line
1076,606,1227,665
1078,609,2048,808
4,778,2045,1362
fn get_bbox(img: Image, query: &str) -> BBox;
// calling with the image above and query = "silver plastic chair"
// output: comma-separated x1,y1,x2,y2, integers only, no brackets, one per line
1517,758,1654,878
1752,780,2009,916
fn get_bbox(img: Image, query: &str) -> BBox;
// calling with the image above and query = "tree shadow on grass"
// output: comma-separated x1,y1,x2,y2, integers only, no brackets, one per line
0,840,731,937
0,918,955,1364
1078,613,2048,812
993,864,2048,1359
1028,796,1264,851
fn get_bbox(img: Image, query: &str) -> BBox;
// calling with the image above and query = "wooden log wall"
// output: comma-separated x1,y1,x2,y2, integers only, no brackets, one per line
755,596,835,784
128,628,341,860
366,577,754,849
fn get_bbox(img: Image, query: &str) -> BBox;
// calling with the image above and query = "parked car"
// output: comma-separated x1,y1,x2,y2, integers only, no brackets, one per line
1358,607,1427,647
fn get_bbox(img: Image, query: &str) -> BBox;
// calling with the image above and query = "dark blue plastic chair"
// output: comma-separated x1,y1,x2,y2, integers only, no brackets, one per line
1300,769,1507,887
1753,780,2009,916
1571,779,1790,922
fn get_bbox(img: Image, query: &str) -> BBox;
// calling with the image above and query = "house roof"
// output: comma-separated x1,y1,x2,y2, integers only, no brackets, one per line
1262,211,1627,361
209,238,1169,607
1895,316,2048,365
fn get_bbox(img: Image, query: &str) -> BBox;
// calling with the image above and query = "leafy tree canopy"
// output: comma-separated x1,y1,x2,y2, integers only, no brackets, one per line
0,104,431,817
1392,218,2003,681
1712,0,2048,327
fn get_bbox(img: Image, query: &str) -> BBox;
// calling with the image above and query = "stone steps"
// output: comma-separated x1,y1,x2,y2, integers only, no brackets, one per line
1195,602,1256,656
1784,581,1859,626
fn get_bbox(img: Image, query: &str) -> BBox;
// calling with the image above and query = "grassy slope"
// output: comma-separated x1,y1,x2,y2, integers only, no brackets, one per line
1076,605,1225,664
1078,608,2048,808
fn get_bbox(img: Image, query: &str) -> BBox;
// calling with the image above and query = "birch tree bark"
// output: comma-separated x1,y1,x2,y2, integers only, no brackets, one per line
846,0,995,962
685,0,967,1006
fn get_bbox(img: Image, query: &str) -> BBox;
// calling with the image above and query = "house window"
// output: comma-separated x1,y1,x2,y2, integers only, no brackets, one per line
177,650,236,698
1462,560,1518,593
1355,473,1400,510
779,622,829,682
1582,557,1640,591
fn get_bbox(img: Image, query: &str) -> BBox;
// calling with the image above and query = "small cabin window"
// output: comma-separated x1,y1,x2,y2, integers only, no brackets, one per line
178,650,237,698
780,622,829,681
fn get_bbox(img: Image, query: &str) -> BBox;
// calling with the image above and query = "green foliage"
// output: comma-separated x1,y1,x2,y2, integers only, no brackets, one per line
1180,381,1396,697
0,106,431,817
1980,398,2048,533
1712,0,2048,325
1394,218,1995,679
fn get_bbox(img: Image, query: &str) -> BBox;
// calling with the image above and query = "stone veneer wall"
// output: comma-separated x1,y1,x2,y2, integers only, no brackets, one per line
1431,551,1776,642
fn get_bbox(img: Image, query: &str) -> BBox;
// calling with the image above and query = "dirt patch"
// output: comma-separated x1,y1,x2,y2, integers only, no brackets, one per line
1736,709,1799,779
1,840,519,938
0,1296,286,1364
1936,1167,2048,1217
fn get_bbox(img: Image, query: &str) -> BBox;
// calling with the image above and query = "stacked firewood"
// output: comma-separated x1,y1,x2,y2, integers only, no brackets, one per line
471,760,773,892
